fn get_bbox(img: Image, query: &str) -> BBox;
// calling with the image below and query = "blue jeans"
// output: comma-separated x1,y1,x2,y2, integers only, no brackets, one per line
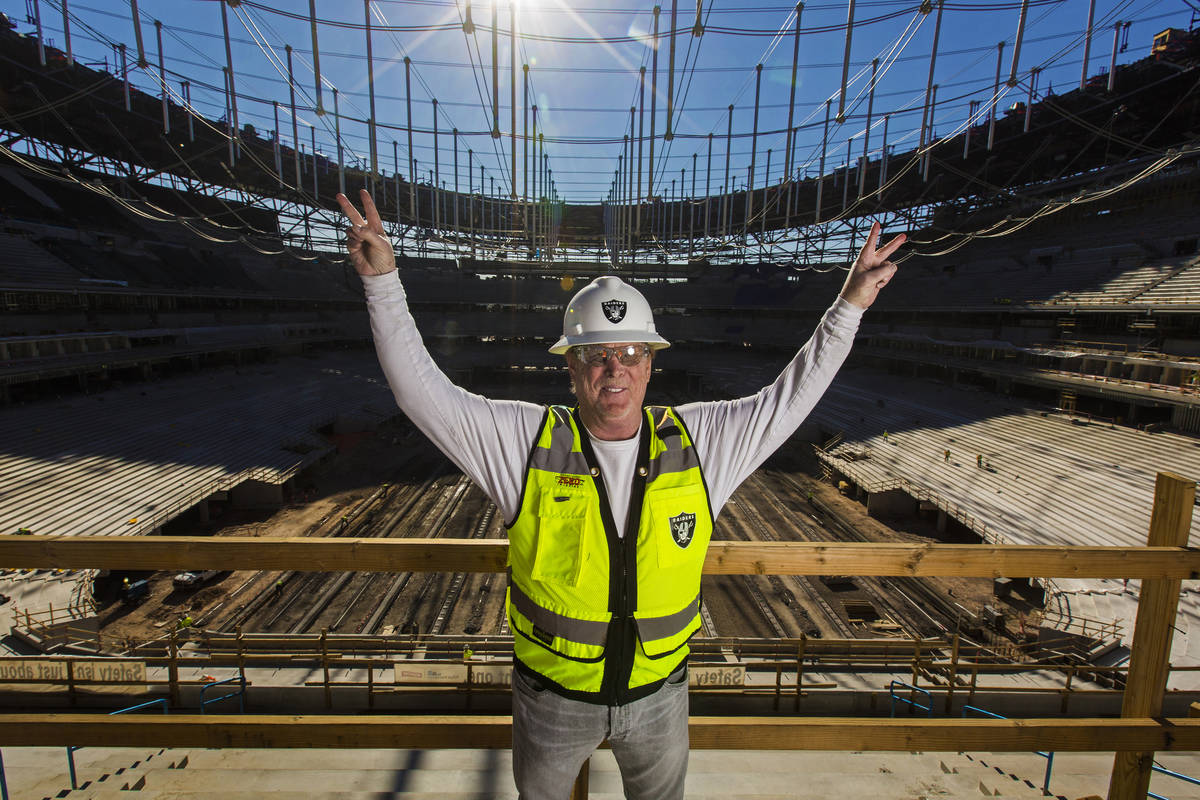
511,666,690,800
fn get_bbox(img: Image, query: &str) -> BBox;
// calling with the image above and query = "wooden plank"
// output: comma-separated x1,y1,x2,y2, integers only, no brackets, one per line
3,536,1200,578
1110,472,1197,800
4,715,1200,752
703,542,1200,578
0,537,509,573
687,717,1200,752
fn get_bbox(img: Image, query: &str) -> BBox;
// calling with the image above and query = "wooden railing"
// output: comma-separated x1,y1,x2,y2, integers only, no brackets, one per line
5,713,1200,752
7,538,1198,577
0,635,1165,714
0,471,1194,800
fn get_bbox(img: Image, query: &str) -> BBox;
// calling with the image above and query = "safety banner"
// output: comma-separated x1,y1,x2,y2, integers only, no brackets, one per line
0,658,147,693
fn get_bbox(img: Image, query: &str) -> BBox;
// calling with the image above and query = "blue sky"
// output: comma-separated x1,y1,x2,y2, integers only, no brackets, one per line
6,0,1195,202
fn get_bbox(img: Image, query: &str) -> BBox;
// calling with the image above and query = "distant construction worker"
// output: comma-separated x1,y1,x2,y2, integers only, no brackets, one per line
977,454,984,468
274,578,284,598
462,645,474,662
337,190,903,800
943,449,951,462
177,615,193,630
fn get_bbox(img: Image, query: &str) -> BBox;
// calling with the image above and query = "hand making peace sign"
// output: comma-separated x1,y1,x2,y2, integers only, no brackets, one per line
335,189,396,277
839,221,904,310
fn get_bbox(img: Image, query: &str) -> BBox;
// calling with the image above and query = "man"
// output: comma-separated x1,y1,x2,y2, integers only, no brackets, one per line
337,189,902,800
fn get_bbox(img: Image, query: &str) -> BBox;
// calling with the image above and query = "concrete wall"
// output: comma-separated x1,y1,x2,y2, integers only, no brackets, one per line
230,480,284,509
866,489,917,519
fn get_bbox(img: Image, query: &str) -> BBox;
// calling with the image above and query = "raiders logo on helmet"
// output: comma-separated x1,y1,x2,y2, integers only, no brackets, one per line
601,299,627,323
669,512,696,548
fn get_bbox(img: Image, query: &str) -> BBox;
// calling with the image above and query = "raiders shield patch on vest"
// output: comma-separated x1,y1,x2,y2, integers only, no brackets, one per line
670,512,696,548
601,299,627,323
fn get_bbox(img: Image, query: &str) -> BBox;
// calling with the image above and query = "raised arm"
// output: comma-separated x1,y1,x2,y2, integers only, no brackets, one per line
336,190,541,523
679,221,904,512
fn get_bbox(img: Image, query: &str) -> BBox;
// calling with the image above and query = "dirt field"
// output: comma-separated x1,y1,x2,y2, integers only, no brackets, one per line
95,417,420,649
96,421,1015,651
769,443,1005,627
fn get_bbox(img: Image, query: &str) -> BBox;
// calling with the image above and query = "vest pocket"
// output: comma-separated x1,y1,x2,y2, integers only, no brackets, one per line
531,489,590,587
648,486,711,570
509,585,610,665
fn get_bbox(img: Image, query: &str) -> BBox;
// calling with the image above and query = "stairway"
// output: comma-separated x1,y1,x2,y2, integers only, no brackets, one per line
950,750,1200,800
12,745,1196,799
4,745,166,799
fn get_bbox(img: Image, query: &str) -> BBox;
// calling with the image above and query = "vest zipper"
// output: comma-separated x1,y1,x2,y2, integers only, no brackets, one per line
611,540,631,705
574,408,650,707
614,417,651,705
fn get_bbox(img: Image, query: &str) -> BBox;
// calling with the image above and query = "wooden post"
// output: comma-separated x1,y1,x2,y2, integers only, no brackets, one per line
367,662,375,709
321,628,332,710
945,633,960,714
236,626,246,686
466,663,474,711
1061,666,1075,714
911,637,920,687
1108,472,1196,799
569,758,590,800
66,659,77,707
794,634,806,712
168,630,180,708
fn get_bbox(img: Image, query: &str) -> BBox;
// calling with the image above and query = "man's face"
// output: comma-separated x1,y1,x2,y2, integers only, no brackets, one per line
567,343,653,440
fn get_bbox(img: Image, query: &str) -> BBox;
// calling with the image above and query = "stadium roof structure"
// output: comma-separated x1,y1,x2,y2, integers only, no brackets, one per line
0,4,1197,271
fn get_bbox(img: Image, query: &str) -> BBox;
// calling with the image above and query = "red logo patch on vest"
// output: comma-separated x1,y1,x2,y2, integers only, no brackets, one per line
556,475,585,487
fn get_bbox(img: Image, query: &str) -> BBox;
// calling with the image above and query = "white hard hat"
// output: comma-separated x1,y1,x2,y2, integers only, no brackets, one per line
549,275,670,355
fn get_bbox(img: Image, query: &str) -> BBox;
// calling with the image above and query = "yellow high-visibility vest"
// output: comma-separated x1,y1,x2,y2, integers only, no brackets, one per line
506,405,713,704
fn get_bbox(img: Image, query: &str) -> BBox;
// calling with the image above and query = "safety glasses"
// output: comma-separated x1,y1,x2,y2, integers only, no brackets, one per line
572,343,652,367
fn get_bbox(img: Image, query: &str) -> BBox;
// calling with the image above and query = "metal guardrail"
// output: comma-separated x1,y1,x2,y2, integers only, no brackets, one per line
199,674,247,715
962,704,1055,795
1149,761,1200,799
67,698,168,790
888,680,932,718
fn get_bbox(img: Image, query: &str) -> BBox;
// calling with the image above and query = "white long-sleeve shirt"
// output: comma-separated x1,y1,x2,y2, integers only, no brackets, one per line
363,271,863,534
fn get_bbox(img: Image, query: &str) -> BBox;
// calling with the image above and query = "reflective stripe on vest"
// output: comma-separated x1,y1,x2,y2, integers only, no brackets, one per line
506,405,713,700
508,571,608,646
